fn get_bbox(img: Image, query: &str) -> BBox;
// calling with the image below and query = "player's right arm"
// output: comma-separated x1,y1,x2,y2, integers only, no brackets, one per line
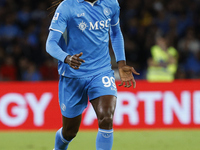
46,31,85,69
46,2,84,69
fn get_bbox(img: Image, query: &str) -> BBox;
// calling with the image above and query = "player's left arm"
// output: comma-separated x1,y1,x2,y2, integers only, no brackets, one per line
110,0,139,88
110,24,140,88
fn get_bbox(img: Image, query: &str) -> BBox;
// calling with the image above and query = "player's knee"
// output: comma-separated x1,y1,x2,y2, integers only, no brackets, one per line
97,107,115,129
98,116,114,129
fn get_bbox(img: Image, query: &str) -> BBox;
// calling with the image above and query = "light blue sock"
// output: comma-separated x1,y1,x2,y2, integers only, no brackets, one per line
96,128,113,150
54,128,71,150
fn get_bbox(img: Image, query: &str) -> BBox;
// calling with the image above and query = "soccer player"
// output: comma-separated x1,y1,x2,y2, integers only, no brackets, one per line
46,0,139,149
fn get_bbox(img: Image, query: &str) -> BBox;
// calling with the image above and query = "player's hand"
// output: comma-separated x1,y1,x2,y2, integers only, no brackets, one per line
118,65,140,88
64,52,85,69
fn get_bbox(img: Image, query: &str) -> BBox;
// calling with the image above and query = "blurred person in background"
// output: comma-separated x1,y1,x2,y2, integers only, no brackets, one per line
178,28,200,56
147,34,178,82
17,57,29,80
40,58,59,80
22,61,41,81
17,4,31,28
0,55,16,81
184,50,200,78
177,28,200,78
0,14,22,41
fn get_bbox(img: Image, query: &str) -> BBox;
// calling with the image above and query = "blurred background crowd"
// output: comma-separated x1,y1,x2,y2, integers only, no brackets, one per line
0,0,200,81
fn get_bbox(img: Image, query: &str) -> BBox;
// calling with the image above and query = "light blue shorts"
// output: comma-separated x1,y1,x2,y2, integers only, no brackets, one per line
58,70,117,118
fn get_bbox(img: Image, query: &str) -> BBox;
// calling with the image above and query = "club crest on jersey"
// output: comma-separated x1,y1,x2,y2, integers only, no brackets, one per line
104,8,111,16
78,21,88,32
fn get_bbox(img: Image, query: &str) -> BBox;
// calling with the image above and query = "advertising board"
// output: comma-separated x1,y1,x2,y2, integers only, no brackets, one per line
0,80,200,130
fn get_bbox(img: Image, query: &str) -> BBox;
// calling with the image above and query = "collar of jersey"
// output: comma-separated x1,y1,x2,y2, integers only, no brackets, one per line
77,0,100,4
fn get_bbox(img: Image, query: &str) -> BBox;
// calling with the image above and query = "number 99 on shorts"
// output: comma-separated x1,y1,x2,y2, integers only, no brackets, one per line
102,76,116,88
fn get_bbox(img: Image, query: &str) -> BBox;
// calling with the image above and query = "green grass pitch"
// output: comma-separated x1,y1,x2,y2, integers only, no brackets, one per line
0,130,200,150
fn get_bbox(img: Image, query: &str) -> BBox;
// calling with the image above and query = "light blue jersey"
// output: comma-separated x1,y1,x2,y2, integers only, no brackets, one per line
49,0,124,78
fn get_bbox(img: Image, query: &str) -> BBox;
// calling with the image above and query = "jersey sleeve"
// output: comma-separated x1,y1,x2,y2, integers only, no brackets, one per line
49,2,69,34
111,0,120,26
110,24,126,62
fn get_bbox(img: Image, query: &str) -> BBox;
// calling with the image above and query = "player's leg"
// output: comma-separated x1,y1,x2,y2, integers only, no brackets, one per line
88,70,117,150
54,76,88,150
90,95,116,150
54,115,82,150
91,95,116,129
62,115,82,140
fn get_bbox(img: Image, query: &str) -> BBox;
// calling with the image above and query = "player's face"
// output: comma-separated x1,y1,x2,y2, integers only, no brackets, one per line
157,37,167,47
